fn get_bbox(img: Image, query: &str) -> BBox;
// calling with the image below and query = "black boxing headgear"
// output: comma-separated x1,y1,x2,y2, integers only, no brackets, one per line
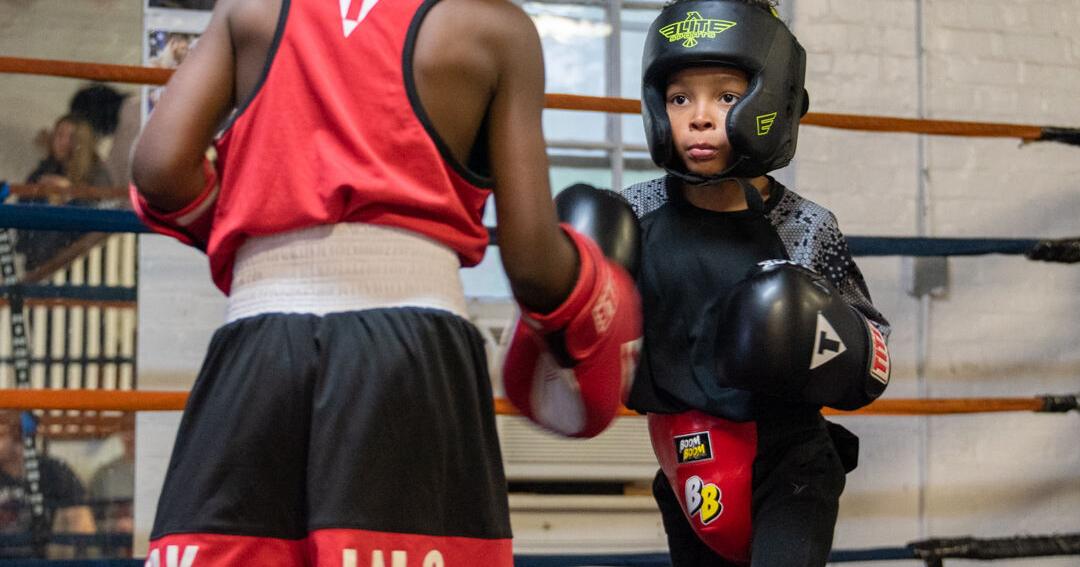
641,0,809,183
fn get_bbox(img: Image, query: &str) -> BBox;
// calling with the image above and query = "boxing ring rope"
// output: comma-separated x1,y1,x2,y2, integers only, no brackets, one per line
4,201,1080,262
0,531,1077,566
0,283,134,304
0,388,1072,416
0,202,1077,416
3,55,1080,145
3,182,129,203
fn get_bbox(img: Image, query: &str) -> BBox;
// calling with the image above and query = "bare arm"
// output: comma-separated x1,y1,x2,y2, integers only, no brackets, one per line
131,1,236,212
53,505,96,534
44,506,95,559
486,5,577,313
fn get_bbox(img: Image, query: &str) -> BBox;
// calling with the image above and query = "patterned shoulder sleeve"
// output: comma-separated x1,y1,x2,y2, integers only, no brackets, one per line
768,189,891,338
619,176,669,220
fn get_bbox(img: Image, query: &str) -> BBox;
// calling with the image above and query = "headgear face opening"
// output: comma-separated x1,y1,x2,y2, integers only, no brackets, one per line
641,0,809,183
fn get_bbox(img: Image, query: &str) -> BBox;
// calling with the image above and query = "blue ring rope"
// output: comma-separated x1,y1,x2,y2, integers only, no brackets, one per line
0,284,136,303
0,205,149,233
0,204,1048,258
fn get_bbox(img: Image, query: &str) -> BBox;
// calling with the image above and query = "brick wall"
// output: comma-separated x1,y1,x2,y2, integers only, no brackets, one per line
792,0,1080,560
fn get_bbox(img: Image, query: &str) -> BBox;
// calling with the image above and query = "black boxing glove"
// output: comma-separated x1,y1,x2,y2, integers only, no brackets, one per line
555,183,640,275
714,260,890,410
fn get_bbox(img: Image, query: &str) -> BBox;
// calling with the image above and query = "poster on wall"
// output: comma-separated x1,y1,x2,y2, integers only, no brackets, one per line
145,30,200,113
142,1,211,120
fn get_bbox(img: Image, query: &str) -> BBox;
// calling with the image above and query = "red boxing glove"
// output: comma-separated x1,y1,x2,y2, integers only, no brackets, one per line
502,226,642,438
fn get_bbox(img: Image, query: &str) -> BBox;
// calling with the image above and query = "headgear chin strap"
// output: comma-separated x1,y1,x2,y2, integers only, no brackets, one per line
642,0,809,182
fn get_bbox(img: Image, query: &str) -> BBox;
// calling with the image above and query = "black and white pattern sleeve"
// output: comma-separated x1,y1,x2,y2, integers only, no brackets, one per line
769,191,891,339
620,177,669,220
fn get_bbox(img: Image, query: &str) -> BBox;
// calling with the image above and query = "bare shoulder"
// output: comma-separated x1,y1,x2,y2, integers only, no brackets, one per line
222,0,281,40
431,0,537,50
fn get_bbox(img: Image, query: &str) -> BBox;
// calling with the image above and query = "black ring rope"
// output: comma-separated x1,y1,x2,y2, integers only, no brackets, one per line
0,532,1074,566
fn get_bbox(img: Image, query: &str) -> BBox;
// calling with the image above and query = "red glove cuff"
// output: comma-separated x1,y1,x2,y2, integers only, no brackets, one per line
130,157,219,250
519,224,600,333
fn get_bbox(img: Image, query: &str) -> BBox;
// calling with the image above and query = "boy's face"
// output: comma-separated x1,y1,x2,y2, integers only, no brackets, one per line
665,66,749,177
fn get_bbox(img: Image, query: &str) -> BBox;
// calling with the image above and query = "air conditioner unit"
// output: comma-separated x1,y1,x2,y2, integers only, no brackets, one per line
509,493,667,555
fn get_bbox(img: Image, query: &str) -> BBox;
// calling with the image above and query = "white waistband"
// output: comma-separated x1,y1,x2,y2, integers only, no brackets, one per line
227,224,468,323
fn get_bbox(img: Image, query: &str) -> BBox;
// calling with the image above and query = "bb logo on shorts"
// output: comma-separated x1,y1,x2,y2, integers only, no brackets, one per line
684,475,723,525
674,431,713,464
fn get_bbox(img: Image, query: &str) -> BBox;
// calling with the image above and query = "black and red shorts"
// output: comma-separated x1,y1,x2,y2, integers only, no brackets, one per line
146,307,512,566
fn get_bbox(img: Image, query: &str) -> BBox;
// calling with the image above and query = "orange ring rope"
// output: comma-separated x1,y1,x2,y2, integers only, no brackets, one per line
0,56,1066,143
2,56,1075,419
0,297,135,309
545,93,643,115
0,56,172,87
6,183,129,202
0,389,1065,415
0,390,188,412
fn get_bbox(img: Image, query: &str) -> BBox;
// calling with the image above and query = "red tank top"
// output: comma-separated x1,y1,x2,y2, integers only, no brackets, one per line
209,0,491,294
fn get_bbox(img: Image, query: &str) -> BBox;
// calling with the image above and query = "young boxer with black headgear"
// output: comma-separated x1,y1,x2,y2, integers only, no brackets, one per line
621,1,892,565
129,0,641,564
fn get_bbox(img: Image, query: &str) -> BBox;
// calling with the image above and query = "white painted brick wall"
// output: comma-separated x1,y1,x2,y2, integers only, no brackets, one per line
792,1,1080,562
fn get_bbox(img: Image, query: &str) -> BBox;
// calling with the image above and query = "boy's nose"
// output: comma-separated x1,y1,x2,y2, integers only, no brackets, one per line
690,106,716,131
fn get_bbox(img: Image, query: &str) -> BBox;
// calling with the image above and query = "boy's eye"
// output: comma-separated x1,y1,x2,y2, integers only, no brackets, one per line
669,94,689,106
720,93,740,104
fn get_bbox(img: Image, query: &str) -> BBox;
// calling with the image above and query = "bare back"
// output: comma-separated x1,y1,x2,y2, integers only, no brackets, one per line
139,0,576,311
226,0,507,166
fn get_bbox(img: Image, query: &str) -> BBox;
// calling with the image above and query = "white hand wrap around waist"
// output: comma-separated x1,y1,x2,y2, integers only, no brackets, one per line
227,223,468,323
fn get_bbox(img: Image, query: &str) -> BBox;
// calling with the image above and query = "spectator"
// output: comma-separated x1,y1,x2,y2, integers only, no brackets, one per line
25,114,112,195
69,84,128,140
17,114,114,277
67,83,138,197
0,411,95,558
87,419,134,540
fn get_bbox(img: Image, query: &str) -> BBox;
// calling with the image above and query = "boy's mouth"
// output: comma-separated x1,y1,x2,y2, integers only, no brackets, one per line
686,144,720,160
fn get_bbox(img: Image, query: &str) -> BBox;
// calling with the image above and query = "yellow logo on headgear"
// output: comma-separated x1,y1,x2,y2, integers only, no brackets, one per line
756,112,778,136
659,11,737,48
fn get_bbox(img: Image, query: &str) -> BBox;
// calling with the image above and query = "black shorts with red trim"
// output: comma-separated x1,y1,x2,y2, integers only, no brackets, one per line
147,308,512,566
